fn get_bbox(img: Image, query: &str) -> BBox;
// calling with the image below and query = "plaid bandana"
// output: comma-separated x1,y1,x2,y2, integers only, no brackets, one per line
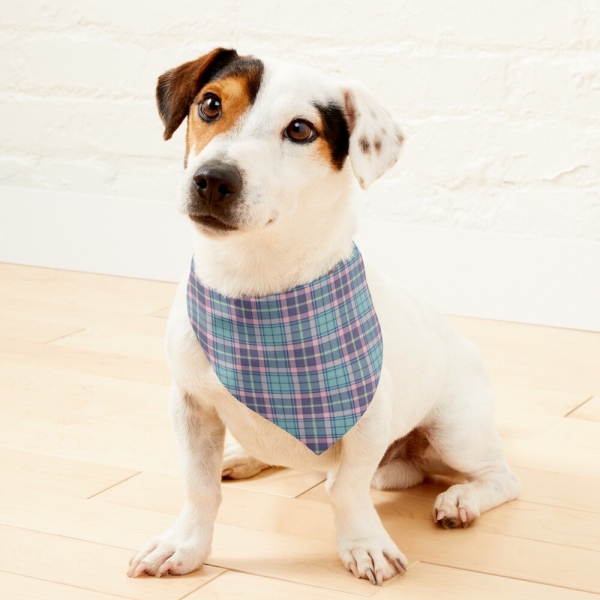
187,245,383,454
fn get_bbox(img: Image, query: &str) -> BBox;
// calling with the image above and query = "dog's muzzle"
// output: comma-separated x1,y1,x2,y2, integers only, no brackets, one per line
189,160,243,231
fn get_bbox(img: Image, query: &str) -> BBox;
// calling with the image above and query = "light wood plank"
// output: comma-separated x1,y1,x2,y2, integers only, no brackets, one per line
0,315,81,343
0,447,137,499
51,323,167,361
568,397,600,422
0,572,125,600
448,316,600,396
492,383,588,438
474,499,600,551
514,467,600,514
191,570,368,600
0,295,170,337
0,337,170,385
0,525,223,600
222,466,325,498
0,414,180,476
502,436,600,479
537,418,600,450
374,562,600,600
0,361,178,474
0,262,177,316
0,361,169,423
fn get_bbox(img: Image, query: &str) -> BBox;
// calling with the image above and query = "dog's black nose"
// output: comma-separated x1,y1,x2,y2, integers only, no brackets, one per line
193,161,242,207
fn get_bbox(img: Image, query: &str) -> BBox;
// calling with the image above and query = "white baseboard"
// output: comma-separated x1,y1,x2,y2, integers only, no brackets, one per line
1,185,599,332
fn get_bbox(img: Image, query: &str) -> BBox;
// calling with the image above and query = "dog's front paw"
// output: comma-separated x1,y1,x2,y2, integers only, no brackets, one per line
338,536,407,585
127,528,210,578
221,441,269,479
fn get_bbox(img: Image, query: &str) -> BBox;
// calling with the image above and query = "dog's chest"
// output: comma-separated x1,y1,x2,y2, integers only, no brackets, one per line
166,284,340,468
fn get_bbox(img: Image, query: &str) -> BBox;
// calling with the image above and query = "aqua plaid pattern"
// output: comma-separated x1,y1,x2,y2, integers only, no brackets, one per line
187,245,383,454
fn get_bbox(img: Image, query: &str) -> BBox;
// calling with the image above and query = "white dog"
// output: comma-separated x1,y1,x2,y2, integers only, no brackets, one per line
128,48,520,585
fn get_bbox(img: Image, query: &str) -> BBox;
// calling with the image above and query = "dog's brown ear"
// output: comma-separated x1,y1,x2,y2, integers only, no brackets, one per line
156,48,239,140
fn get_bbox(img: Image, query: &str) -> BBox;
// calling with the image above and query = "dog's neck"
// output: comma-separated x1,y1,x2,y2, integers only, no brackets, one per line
191,189,357,298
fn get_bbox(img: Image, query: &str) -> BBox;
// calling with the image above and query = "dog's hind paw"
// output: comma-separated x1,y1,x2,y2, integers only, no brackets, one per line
433,484,480,529
221,441,270,479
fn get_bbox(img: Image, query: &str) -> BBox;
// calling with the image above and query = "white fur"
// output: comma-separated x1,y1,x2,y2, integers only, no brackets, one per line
129,54,520,584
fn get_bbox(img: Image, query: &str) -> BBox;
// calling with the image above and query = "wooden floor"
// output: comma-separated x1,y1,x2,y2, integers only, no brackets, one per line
1,262,599,600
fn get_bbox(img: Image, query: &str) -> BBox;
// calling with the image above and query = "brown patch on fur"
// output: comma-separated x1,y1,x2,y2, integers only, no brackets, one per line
378,428,430,468
187,75,255,155
311,103,350,170
374,139,382,154
156,48,239,140
343,90,357,133
359,136,371,154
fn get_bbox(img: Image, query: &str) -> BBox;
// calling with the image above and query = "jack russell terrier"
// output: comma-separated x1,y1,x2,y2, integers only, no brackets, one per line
127,48,520,585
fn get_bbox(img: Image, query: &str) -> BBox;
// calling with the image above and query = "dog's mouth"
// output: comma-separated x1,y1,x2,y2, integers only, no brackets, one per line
188,213,237,231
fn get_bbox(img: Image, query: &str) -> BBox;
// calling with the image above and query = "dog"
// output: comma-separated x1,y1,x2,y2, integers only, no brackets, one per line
127,47,520,585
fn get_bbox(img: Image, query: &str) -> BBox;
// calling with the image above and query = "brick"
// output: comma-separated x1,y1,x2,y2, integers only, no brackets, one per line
507,55,600,125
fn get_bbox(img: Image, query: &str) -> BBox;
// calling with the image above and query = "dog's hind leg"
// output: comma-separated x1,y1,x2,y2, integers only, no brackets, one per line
370,428,428,490
371,459,424,490
221,439,271,479
429,388,520,529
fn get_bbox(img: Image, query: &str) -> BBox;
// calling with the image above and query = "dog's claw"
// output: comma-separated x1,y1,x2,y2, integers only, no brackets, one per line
366,568,376,585
435,509,446,522
375,569,384,586
349,560,359,577
394,558,406,574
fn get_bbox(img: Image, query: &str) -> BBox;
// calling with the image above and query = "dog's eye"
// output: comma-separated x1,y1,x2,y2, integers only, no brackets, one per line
284,119,315,143
199,94,222,121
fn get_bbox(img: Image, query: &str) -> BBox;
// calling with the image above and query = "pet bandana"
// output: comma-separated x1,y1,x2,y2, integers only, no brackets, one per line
187,245,383,454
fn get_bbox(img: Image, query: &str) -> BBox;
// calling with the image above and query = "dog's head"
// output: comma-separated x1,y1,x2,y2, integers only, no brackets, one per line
157,48,404,236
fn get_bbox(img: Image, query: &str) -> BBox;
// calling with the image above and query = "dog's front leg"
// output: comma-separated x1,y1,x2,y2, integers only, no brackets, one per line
328,407,408,585
128,382,224,577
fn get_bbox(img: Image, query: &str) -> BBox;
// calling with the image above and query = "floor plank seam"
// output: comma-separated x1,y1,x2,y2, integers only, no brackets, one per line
0,568,134,600
293,476,327,499
418,559,600,594
514,466,600,482
2,523,139,552
178,568,230,599
563,396,595,418
43,327,88,344
87,471,143,500
201,563,376,597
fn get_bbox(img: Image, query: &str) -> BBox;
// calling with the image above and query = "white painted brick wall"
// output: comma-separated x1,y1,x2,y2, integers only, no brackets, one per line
1,0,599,241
